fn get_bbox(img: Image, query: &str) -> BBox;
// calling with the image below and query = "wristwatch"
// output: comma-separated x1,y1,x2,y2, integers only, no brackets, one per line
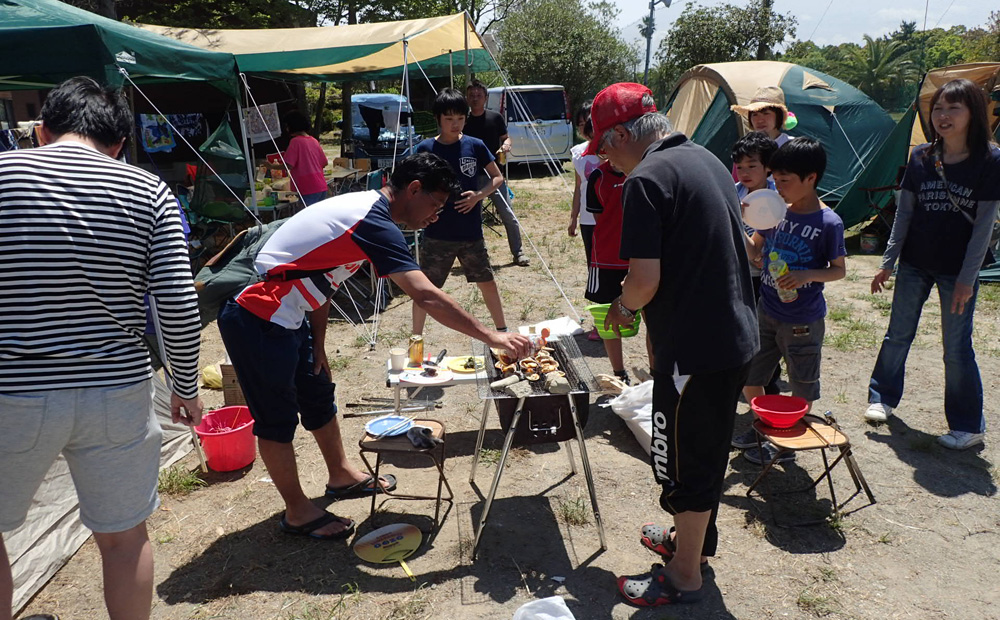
615,298,637,321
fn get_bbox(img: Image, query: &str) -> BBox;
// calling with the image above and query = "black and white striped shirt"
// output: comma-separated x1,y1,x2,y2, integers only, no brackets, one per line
0,141,200,399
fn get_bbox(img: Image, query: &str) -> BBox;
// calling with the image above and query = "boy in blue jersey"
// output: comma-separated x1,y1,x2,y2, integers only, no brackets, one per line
740,138,847,465
412,88,509,335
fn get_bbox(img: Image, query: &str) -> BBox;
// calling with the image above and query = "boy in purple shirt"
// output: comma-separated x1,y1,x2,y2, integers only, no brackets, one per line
740,138,847,465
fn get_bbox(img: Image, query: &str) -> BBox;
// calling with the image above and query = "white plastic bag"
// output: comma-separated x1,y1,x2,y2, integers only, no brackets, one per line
512,596,576,620
610,380,654,455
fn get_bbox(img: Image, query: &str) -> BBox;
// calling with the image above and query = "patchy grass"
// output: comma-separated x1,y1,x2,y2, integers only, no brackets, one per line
327,356,351,371
157,466,205,497
555,494,591,526
827,304,851,322
478,448,502,465
519,298,537,321
826,318,880,352
857,293,893,314
380,587,430,620
878,532,893,544
797,588,839,616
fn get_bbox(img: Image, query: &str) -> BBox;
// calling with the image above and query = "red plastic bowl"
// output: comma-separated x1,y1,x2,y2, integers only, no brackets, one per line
751,395,808,429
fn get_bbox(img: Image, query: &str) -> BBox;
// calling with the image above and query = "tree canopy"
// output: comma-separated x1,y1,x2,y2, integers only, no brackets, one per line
782,14,1000,111
649,0,797,104
494,0,637,109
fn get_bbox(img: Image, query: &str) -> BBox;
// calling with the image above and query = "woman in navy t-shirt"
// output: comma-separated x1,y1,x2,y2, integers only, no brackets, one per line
865,79,1000,450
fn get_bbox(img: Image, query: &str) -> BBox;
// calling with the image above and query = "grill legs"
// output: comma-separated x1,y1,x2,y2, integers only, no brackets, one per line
469,395,606,559
471,397,525,560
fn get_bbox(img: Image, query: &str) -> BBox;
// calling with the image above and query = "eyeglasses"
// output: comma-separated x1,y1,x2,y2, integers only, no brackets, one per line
596,130,614,160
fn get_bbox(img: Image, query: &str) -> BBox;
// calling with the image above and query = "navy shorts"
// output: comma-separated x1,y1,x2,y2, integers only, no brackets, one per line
217,299,336,443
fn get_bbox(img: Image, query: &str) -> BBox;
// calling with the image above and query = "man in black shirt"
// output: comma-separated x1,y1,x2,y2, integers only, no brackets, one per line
465,80,529,266
595,83,758,607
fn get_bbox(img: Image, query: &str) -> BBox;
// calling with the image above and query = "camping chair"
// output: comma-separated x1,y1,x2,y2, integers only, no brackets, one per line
745,411,876,527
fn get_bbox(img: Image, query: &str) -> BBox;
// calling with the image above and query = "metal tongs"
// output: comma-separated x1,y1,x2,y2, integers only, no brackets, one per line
421,349,447,377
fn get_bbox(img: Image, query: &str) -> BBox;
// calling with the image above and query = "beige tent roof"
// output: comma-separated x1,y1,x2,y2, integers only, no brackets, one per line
139,13,495,81
668,61,836,135
911,62,1000,148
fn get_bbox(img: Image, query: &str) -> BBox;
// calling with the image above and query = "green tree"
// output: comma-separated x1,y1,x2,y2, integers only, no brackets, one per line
650,0,796,104
960,11,1000,62
840,35,919,110
117,0,316,28
495,0,636,109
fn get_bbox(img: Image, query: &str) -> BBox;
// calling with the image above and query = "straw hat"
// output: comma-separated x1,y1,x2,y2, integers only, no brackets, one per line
731,86,788,117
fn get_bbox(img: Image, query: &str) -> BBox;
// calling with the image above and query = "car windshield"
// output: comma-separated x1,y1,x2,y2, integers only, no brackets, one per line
506,90,564,122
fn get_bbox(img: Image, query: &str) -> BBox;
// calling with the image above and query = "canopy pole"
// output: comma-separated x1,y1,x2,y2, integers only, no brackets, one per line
449,49,454,89
405,40,413,156
236,73,259,216
464,12,471,86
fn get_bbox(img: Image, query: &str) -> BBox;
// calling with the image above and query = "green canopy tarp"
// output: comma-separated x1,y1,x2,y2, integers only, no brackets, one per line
0,0,239,94
665,61,895,227
139,13,497,82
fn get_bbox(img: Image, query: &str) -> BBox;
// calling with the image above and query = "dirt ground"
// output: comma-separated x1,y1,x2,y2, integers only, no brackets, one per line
20,166,1000,620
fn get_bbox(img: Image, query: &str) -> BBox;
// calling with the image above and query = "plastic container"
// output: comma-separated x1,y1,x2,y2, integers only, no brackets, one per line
767,252,799,303
586,304,641,339
194,406,256,471
751,395,808,428
860,232,880,254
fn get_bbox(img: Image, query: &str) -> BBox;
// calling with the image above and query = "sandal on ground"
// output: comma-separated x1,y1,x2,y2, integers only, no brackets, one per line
617,563,704,606
639,524,710,572
279,511,355,540
325,473,397,500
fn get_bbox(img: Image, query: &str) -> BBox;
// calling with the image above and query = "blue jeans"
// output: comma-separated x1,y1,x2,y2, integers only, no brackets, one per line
868,262,984,433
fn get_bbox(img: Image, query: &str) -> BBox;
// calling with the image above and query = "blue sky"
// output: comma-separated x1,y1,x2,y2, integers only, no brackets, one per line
615,0,995,53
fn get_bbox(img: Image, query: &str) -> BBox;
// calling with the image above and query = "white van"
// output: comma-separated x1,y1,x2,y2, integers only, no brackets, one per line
486,85,572,164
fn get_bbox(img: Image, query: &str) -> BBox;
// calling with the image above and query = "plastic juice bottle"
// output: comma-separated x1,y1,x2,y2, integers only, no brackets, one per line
768,251,799,303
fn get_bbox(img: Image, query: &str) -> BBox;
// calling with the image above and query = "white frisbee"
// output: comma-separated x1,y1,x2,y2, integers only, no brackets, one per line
743,189,787,230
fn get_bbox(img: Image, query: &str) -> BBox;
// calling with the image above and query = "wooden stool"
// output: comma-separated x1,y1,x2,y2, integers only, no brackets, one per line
358,419,453,528
746,413,876,526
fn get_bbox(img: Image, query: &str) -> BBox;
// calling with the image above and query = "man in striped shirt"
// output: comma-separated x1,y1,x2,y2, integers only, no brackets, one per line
0,77,202,620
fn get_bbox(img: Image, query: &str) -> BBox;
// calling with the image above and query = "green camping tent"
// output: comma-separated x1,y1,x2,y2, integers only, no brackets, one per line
839,63,1000,234
0,0,239,94
664,61,895,227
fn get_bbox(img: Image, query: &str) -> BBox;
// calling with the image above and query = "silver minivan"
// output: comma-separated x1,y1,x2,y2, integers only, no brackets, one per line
486,85,572,164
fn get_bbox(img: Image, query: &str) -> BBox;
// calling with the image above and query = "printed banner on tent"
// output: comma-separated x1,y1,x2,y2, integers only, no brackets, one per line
244,103,280,144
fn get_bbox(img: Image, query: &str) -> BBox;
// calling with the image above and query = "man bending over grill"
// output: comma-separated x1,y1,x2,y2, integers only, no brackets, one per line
216,153,530,542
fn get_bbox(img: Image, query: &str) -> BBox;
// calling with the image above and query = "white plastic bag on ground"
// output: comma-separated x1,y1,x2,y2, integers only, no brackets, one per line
512,596,576,620
610,380,654,455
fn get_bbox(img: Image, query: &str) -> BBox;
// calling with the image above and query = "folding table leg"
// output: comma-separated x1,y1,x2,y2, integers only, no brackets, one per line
567,395,606,550
469,400,492,483
471,397,524,560
843,449,876,504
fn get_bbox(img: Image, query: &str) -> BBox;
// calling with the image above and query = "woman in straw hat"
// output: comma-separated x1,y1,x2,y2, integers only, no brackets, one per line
731,86,791,148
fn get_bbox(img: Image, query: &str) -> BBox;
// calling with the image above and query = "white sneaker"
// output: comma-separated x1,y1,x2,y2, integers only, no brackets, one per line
937,430,985,450
864,403,894,423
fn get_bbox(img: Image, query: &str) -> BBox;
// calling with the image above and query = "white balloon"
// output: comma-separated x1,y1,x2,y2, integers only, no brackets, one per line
743,189,787,230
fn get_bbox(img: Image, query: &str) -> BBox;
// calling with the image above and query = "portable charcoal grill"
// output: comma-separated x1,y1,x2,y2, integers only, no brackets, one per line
467,337,606,560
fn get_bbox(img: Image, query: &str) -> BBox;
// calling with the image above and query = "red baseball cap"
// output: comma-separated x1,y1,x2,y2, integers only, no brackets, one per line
584,82,657,156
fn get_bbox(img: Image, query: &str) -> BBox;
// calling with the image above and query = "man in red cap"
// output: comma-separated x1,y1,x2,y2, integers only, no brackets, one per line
597,83,759,606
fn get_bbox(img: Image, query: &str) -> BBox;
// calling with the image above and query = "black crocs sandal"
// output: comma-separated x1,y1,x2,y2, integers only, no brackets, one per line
639,523,710,572
325,474,397,500
279,511,355,540
617,563,704,607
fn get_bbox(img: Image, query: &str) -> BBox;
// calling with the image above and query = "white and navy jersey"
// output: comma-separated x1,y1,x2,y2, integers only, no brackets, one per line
0,142,201,398
237,190,420,328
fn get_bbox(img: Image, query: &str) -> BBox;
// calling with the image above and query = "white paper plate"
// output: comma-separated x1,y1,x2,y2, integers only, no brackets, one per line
398,369,454,385
743,189,787,230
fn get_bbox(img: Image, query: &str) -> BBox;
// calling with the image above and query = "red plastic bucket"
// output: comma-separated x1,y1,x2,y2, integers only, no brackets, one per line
194,406,256,472
751,395,808,429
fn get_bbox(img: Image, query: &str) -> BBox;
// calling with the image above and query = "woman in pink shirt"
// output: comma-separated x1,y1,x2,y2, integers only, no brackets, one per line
272,111,329,206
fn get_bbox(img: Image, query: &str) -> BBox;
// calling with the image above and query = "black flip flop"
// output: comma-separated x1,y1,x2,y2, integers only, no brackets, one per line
278,511,355,540
325,473,397,500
